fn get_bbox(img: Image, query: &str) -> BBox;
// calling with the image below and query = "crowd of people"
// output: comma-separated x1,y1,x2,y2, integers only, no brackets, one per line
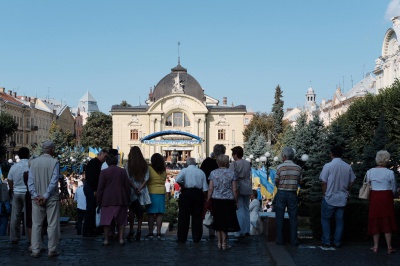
0,141,399,257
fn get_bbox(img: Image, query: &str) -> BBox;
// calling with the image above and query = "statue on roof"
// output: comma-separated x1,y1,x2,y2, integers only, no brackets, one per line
172,73,185,94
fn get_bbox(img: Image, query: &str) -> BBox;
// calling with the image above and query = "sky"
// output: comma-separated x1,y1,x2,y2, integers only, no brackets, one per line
1,0,400,114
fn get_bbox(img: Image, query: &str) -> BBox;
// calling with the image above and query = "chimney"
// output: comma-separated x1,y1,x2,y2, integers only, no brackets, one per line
13,92,17,97
8,90,12,95
0,87,4,93
223,97,227,105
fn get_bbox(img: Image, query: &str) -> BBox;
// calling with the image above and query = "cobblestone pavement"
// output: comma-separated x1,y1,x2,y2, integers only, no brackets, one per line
285,239,400,266
0,225,272,266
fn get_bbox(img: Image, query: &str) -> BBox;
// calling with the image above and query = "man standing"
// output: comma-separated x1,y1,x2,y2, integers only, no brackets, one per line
176,158,208,243
28,141,60,258
83,149,108,237
8,147,30,244
320,146,355,248
229,146,252,237
274,147,302,246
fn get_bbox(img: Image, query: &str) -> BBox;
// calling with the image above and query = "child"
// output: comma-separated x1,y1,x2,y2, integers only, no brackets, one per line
74,181,86,235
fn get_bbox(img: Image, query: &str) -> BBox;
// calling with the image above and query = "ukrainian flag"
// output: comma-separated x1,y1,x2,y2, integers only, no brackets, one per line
251,166,277,199
88,147,97,158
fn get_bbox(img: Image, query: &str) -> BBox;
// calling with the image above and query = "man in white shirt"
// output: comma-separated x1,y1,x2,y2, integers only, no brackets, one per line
165,178,171,200
176,158,208,243
8,147,30,244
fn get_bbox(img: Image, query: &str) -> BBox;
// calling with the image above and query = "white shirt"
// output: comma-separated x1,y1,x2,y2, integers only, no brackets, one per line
176,165,208,191
165,182,171,193
74,186,86,210
366,168,397,194
7,159,29,194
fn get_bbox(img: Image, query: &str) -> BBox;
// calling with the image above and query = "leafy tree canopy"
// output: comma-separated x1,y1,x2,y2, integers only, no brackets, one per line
81,112,112,150
0,111,18,159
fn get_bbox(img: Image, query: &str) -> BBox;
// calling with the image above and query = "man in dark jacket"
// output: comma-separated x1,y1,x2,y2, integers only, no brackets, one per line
83,149,108,237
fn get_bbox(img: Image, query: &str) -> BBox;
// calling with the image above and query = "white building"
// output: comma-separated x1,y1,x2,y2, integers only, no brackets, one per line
374,16,400,92
110,62,248,162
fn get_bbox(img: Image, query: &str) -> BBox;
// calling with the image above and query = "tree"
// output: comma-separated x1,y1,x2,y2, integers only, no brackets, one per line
272,84,284,137
49,121,75,156
0,112,18,159
120,101,132,107
81,112,112,149
243,112,274,144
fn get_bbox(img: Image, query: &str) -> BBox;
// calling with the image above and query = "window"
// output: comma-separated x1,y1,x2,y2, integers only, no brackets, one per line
244,118,249,125
130,129,138,140
165,112,191,127
218,129,226,140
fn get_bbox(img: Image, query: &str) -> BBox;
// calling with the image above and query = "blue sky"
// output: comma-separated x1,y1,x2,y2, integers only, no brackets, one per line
0,1,399,113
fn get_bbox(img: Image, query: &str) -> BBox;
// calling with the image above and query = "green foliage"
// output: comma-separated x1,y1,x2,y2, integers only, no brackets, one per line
81,112,112,149
164,198,179,228
243,112,274,144
272,84,284,137
330,79,400,191
120,101,132,107
0,112,18,159
49,121,75,156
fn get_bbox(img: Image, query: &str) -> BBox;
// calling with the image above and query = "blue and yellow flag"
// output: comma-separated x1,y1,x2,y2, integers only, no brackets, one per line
251,167,277,199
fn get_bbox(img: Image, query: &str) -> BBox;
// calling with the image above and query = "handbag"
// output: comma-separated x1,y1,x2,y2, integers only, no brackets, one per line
203,210,213,227
359,173,371,200
96,206,101,227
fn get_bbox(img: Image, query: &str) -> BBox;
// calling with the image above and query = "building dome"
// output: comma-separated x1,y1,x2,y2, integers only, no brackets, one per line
151,64,205,102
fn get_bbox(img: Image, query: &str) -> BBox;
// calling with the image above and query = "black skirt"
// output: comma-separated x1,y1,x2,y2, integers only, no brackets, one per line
211,198,240,233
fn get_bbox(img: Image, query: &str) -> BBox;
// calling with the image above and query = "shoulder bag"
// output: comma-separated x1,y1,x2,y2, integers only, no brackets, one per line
358,172,371,200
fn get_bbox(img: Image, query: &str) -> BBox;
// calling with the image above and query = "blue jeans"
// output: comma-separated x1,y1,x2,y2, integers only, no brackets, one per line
321,198,344,246
274,190,298,245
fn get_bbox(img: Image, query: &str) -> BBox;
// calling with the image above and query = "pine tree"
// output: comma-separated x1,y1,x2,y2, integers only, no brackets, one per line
244,129,259,156
272,84,284,137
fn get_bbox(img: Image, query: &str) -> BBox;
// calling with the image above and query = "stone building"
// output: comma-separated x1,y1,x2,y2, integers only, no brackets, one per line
110,62,248,162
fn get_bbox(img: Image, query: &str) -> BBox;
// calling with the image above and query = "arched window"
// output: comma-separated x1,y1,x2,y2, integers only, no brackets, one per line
165,112,191,127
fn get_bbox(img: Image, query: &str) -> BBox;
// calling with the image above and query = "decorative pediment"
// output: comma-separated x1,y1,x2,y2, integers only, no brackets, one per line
215,115,230,126
128,115,142,126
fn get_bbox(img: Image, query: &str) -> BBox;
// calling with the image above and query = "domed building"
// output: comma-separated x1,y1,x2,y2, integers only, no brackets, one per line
110,61,248,162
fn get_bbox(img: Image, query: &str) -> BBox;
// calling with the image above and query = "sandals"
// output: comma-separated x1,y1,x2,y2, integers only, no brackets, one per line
370,247,378,253
388,248,396,254
222,243,232,250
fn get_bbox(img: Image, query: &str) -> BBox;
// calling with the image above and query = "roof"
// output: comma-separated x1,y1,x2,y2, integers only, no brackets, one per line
0,92,24,107
151,64,205,102
79,91,97,102
208,104,247,112
111,104,148,112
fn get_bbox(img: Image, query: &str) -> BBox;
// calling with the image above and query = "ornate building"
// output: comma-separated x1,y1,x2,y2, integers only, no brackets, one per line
374,16,400,92
110,62,248,161
284,16,399,127
0,88,74,159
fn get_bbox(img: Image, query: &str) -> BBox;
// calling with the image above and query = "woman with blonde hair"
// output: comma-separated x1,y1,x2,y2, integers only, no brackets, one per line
366,150,397,254
125,146,151,241
145,153,167,239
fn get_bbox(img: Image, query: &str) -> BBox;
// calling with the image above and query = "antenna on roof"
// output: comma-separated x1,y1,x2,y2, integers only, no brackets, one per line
363,64,365,79
343,76,345,91
139,96,141,105
351,75,353,88
177,41,181,65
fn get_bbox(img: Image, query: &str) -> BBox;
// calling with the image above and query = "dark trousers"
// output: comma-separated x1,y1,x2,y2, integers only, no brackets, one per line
83,185,96,235
177,188,204,243
76,208,86,235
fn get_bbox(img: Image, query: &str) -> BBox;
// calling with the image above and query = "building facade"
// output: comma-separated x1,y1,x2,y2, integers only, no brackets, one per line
110,62,248,162
374,16,400,92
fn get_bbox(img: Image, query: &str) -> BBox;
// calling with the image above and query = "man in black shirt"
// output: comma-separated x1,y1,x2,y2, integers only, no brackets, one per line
83,149,108,237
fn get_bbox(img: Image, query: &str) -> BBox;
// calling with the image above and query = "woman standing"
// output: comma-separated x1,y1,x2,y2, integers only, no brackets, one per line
97,151,131,246
207,155,240,250
367,150,397,254
146,153,167,239
125,146,151,241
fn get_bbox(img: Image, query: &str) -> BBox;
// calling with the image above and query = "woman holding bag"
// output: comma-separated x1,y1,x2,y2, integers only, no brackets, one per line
367,150,397,254
229,146,252,238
